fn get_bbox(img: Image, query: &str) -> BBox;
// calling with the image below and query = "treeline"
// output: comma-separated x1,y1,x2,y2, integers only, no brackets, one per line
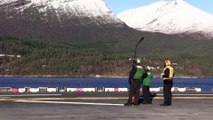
0,37,212,78
0,37,132,77
4,48,132,77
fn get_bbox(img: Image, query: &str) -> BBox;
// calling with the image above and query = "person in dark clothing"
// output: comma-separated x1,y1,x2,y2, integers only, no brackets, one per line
160,60,174,106
142,66,153,104
124,59,145,106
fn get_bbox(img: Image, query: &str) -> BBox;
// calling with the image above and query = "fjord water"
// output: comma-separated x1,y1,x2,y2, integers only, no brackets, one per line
0,77,212,92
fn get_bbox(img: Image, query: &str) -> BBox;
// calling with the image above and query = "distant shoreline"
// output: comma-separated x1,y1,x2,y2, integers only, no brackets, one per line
0,75,211,79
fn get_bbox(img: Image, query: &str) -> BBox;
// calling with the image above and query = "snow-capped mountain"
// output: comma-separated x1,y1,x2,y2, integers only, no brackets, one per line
0,0,134,45
0,0,122,25
118,0,213,38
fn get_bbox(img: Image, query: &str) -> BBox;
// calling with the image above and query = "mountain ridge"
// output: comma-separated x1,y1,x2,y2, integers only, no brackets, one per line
118,0,213,39
0,0,123,25
0,0,213,77
0,0,143,53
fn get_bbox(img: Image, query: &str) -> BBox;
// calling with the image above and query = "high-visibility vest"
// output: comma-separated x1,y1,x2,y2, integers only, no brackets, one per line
133,65,144,80
162,66,174,80
143,71,153,86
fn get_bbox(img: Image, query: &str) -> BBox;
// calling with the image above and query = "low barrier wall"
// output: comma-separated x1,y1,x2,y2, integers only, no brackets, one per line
0,87,203,93
66,88,96,92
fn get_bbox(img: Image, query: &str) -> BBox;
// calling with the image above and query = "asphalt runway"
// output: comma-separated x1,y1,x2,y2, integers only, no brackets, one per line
0,92,213,120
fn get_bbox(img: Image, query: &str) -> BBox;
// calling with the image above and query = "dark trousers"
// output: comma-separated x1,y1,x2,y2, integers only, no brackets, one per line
163,80,173,105
143,85,151,103
127,79,141,105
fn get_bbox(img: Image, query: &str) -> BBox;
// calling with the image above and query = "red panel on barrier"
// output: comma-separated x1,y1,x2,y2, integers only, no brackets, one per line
76,88,83,92
12,88,18,93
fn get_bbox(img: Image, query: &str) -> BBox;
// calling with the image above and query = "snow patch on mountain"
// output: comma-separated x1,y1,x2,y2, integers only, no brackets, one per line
118,0,213,38
0,0,122,25
0,0,19,4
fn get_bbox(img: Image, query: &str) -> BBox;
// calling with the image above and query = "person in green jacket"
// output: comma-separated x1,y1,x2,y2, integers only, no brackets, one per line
142,66,153,104
124,59,145,106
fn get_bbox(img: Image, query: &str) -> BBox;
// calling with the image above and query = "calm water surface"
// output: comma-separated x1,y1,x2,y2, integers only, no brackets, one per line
0,77,212,92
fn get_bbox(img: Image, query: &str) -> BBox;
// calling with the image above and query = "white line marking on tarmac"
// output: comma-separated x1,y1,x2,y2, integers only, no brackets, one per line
0,94,62,97
14,100,124,106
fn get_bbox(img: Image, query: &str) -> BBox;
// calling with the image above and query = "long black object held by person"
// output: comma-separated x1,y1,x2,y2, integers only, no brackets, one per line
133,37,144,59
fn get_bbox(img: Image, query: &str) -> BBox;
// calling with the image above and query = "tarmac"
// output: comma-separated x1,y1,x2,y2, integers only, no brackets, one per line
0,92,213,120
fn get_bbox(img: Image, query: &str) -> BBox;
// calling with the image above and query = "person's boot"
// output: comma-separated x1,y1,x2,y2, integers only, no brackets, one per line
124,103,132,106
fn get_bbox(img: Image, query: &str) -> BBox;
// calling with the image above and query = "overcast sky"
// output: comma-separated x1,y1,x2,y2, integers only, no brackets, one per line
103,0,213,14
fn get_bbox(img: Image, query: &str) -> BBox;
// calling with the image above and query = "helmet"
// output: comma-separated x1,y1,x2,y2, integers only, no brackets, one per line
165,60,171,66
134,58,141,64
146,66,151,71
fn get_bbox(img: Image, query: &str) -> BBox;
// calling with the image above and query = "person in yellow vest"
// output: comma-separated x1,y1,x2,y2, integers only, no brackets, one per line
160,60,174,106
124,58,145,106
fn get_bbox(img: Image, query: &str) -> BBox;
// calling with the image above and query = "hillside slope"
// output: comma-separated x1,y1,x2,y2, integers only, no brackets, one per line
118,0,213,39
